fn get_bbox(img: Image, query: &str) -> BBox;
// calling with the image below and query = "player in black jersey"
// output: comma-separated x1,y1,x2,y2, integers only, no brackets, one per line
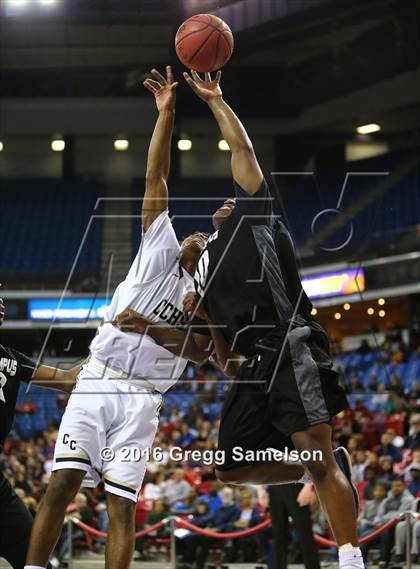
181,70,364,566
118,70,364,567
0,297,80,569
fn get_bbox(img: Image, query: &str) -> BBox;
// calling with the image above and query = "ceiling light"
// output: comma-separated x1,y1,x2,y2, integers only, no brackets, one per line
356,123,381,135
334,312,342,320
178,138,192,152
310,308,317,316
114,139,129,151
343,303,351,311
51,139,65,152
39,0,56,4
7,0,29,6
218,139,230,151
0,141,3,152
367,307,375,316
378,298,385,306
379,310,386,318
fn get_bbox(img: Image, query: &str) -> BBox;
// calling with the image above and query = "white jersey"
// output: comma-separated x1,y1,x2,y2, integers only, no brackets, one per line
89,210,194,393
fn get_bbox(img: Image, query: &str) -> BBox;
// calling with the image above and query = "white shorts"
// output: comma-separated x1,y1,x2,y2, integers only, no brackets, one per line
52,359,163,502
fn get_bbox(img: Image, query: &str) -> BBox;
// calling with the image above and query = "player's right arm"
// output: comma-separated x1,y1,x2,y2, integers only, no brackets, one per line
142,66,178,231
183,70,263,196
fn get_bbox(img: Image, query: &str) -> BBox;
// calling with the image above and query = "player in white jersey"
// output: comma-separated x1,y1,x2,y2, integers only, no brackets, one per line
25,66,211,569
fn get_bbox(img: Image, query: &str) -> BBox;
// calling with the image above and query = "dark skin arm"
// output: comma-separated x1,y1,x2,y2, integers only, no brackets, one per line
183,70,263,196
182,293,242,380
1,296,80,393
31,364,81,393
114,309,211,364
142,66,178,231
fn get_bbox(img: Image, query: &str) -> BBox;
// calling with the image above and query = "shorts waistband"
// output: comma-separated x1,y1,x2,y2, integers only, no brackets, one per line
87,357,161,393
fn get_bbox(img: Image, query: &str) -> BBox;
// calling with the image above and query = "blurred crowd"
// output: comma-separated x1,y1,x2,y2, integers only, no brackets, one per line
1,347,420,568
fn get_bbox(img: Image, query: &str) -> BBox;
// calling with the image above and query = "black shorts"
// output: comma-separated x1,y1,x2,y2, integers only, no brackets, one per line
217,321,348,471
0,472,34,569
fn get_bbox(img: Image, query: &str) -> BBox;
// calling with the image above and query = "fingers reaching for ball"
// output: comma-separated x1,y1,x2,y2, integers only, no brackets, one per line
183,70,222,102
143,65,178,112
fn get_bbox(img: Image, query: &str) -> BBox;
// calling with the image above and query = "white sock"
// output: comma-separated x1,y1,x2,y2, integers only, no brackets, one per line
24,565,46,569
338,544,364,568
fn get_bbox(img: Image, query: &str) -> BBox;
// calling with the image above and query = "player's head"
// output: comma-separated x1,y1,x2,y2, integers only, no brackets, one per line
179,231,208,275
212,198,236,230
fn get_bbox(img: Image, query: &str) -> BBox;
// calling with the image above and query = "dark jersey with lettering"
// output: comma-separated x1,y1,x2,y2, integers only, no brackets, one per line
194,179,313,356
0,345,37,447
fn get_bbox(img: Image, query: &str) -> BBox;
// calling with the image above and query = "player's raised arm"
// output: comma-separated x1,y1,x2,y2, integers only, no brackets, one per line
183,70,263,196
142,66,178,231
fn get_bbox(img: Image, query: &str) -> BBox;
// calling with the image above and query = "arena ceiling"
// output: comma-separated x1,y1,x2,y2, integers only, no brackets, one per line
0,0,419,135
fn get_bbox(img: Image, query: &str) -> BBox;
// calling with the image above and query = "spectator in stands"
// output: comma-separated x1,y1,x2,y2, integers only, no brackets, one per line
359,483,387,537
393,500,420,565
16,397,36,415
163,468,191,506
182,487,240,569
384,393,407,416
406,463,420,497
227,489,261,563
404,414,420,451
270,483,321,569
372,478,415,568
353,450,369,484
179,500,214,568
349,374,364,393
135,499,170,561
143,471,165,501
391,344,407,365
363,465,380,500
54,492,94,566
408,381,420,401
376,431,403,462
388,374,405,398
378,457,398,485
200,482,223,512
368,375,379,392
171,486,199,514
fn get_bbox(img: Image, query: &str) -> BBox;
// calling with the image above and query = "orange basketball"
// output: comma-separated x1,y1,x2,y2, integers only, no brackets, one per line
175,14,234,73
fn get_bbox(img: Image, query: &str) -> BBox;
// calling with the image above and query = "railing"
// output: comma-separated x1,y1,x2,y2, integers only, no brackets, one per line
62,510,419,569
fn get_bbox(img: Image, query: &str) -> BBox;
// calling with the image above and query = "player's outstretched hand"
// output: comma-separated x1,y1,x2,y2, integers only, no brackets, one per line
183,292,207,321
143,65,179,113
114,309,150,334
183,70,222,103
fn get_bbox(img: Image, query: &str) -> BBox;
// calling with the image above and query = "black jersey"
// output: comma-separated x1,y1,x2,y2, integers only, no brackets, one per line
194,179,313,356
0,345,37,448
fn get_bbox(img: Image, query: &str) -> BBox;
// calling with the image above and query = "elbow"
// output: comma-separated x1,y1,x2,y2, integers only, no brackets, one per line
231,141,254,155
145,172,166,185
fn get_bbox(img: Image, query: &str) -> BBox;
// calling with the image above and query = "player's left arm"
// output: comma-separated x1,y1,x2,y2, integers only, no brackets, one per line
31,364,81,393
183,293,242,380
184,70,263,196
114,309,211,364
142,66,178,232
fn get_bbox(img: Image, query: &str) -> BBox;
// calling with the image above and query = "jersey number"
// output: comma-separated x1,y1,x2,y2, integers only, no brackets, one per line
0,372,7,403
195,249,209,295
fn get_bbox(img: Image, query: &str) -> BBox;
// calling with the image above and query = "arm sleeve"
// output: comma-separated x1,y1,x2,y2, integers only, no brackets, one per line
126,210,180,283
9,349,38,383
233,178,274,226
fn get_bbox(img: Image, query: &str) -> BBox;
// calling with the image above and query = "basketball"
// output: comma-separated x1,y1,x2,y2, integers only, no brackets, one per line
175,14,234,73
